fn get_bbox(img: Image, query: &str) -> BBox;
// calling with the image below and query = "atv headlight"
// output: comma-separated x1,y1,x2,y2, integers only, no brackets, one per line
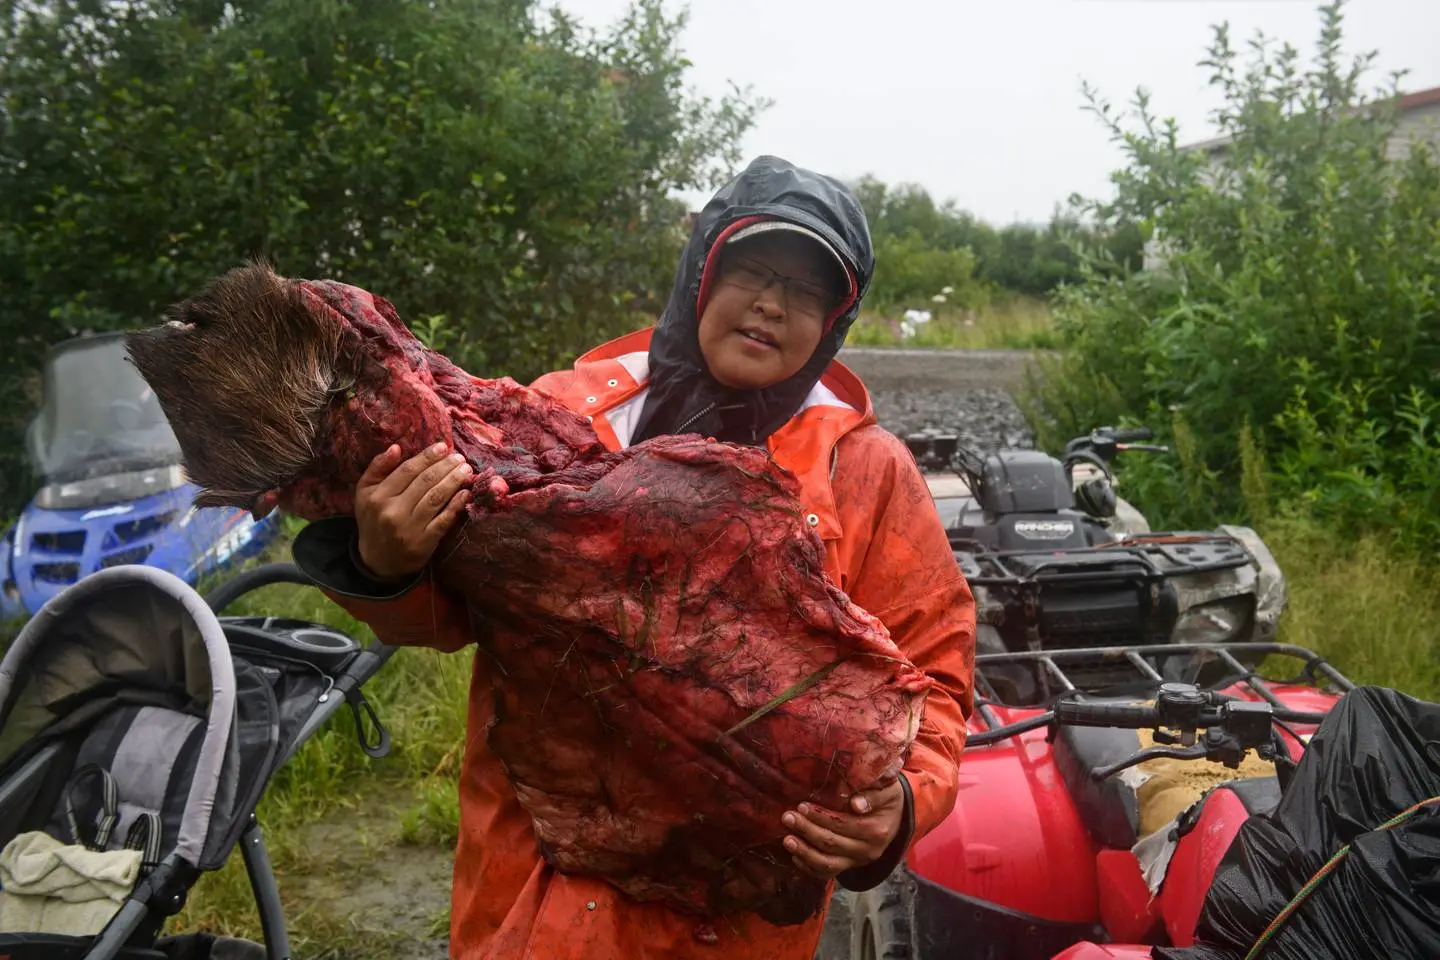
1173,596,1253,645
34,465,186,511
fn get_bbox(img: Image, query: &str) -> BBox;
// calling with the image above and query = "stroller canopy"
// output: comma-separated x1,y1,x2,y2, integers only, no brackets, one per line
0,566,242,869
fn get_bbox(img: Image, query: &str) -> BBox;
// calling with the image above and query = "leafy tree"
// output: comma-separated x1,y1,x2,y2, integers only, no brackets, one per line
867,232,984,311
1024,0,1440,547
0,0,759,512
850,175,1143,311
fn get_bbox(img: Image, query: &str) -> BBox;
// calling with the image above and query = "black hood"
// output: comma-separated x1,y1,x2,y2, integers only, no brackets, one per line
630,155,875,446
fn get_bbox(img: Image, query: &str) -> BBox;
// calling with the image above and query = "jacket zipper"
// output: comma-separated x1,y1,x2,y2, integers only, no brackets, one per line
676,402,758,442
676,402,717,435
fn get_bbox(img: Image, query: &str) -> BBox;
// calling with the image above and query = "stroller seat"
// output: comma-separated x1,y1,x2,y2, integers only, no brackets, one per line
38,703,209,870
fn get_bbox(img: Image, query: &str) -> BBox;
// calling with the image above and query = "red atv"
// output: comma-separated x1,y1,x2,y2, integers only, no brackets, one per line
812,431,1439,959
825,641,1356,960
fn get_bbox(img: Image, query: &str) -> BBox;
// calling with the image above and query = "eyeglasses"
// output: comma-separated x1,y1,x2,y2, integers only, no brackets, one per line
718,256,837,319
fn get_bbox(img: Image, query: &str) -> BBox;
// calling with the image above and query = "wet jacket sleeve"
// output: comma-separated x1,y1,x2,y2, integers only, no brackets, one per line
833,430,977,891
291,517,476,653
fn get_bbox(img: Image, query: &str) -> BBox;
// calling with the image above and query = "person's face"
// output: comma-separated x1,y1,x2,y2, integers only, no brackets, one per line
697,233,845,390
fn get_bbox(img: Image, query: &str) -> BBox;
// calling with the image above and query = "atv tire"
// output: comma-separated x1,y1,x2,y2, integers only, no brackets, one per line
850,872,915,960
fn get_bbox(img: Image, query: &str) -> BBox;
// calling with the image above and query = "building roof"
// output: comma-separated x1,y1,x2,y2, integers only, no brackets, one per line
1179,84,1440,154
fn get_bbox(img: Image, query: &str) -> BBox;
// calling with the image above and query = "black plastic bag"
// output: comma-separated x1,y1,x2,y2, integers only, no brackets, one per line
1156,686,1440,960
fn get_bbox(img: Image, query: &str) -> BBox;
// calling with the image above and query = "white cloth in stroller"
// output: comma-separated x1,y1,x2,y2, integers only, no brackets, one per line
0,730,178,938
0,830,141,936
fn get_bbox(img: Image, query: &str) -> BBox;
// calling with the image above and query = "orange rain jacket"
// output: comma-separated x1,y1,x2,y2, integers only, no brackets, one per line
292,155,976,959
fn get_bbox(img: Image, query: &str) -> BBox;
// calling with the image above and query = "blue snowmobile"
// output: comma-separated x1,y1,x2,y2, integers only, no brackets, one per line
1,332,282,620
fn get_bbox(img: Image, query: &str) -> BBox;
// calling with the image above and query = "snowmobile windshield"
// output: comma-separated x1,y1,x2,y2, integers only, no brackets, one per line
26,334,183,483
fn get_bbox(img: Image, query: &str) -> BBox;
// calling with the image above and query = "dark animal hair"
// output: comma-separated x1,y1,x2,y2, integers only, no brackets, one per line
125,261,344,509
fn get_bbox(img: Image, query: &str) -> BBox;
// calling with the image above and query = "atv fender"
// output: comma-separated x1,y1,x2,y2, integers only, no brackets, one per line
909,736,1098,923
1157,777,1282,947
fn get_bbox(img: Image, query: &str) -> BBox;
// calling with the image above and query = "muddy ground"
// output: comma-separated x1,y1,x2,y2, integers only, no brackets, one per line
280,792,452,959
273,348,1038,958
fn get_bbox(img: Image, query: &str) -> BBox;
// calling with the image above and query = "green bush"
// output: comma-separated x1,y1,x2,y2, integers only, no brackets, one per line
0,0,759,515
1023,0,1440,551
867,230,989,312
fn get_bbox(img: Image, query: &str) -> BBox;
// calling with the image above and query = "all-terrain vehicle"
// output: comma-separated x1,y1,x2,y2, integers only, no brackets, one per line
827,640,1440,960
811,428,1440,960
1,333,282,621
908,427,1287,696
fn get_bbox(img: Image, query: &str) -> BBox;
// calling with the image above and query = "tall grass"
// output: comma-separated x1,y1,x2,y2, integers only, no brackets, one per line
847,295,1056,350
1267,522,1440,699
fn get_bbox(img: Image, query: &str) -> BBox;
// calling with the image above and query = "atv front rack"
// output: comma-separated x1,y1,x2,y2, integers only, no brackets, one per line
952,532,1254,588
971,642,1356,733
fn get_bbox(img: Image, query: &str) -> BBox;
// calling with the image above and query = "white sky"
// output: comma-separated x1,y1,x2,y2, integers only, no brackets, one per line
552,0,1440,224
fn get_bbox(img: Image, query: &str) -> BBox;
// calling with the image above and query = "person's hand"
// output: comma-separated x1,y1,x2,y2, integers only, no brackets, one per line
354,443,472,579
781,778,906,880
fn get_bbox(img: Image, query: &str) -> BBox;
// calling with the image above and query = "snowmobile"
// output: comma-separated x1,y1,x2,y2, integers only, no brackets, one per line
1,333,282,622
909,427,1287,696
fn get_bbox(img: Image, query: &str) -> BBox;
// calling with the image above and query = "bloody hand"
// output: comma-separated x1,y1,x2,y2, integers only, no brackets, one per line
781,778,906,880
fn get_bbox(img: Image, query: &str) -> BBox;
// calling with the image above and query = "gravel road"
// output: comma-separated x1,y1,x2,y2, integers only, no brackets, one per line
837,347,1045,451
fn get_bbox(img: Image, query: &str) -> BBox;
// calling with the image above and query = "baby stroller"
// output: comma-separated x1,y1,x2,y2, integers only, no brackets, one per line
0,561,396,959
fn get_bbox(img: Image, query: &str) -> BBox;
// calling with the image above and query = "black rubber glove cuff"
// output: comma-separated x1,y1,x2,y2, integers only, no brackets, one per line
291,517,424,600
837,773,916,892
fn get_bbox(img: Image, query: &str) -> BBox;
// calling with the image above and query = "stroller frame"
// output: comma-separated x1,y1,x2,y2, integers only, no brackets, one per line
0,563,397,960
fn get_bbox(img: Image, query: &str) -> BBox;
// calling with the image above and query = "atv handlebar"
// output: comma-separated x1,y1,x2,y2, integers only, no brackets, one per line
902,424,1165,476
1064,426,1169,467
970,679,1329,757
1053,700,1160,728
1053,695,1325,730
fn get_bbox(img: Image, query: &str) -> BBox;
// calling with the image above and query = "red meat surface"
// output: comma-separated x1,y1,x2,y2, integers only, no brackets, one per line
145,276,934,925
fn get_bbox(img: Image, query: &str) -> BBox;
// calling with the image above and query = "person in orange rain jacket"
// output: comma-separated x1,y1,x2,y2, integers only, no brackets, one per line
285,155,977,959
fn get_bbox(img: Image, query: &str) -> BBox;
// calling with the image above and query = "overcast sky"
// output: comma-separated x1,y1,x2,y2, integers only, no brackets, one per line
553,0,1440,224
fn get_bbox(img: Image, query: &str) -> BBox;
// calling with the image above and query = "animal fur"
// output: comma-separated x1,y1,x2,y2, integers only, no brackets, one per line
126,262,346,509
